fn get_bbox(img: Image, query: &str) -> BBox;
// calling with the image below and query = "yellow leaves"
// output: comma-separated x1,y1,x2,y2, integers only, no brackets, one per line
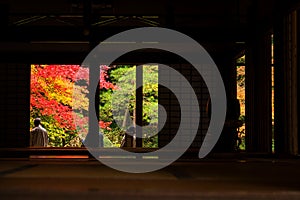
49,78,73,106
72,85,89,111
33,68,73,106
236,65,245,116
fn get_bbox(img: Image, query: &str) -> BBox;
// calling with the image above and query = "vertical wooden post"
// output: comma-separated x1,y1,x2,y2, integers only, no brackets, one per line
273,1,285,154
245,2,272,153
135,66,143,147
274,2,299,155
84,0,100,148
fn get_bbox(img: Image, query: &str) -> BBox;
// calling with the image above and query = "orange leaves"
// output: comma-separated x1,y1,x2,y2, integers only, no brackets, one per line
30,64,114,132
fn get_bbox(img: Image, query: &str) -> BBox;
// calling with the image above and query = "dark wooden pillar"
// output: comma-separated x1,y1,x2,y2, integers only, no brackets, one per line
85,0,100,147
135,66,143,147
274,3,298,155
213,52,240,152
273,1,285,155
0,64,30,147
215,51,238,100
298,10,300,155
245,11,272,153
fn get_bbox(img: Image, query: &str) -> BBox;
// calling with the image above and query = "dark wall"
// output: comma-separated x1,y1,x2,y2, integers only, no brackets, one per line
0,63,30,147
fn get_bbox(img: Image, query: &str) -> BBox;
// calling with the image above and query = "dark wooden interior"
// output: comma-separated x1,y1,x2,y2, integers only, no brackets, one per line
0,0,299,156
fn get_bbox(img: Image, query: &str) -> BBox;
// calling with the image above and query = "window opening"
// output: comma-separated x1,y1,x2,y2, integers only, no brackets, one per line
236,55,246,151
30,64,158,148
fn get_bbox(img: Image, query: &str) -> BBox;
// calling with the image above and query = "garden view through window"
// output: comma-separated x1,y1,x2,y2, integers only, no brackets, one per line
30,64,158,148
236,55,246,150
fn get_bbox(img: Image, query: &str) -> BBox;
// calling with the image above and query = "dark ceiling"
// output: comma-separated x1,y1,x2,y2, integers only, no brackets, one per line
0,0,283,63
1,0,277,39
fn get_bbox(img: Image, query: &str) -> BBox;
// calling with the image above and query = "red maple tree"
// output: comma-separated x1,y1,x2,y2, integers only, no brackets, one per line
30,64,115,146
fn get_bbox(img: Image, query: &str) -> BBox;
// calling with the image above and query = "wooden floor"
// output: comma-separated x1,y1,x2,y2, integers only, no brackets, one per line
1,156,300,199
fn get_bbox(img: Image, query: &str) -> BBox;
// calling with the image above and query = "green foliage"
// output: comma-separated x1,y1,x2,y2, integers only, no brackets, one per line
237,66,245,88
31,64,159,148
236,55,245,64
99,65,159,147
103,135,114,147
103,126,124,147
30,114,77,147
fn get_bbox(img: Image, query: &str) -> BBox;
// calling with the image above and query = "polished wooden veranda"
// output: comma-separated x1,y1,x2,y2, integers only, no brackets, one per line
1,155,300,200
